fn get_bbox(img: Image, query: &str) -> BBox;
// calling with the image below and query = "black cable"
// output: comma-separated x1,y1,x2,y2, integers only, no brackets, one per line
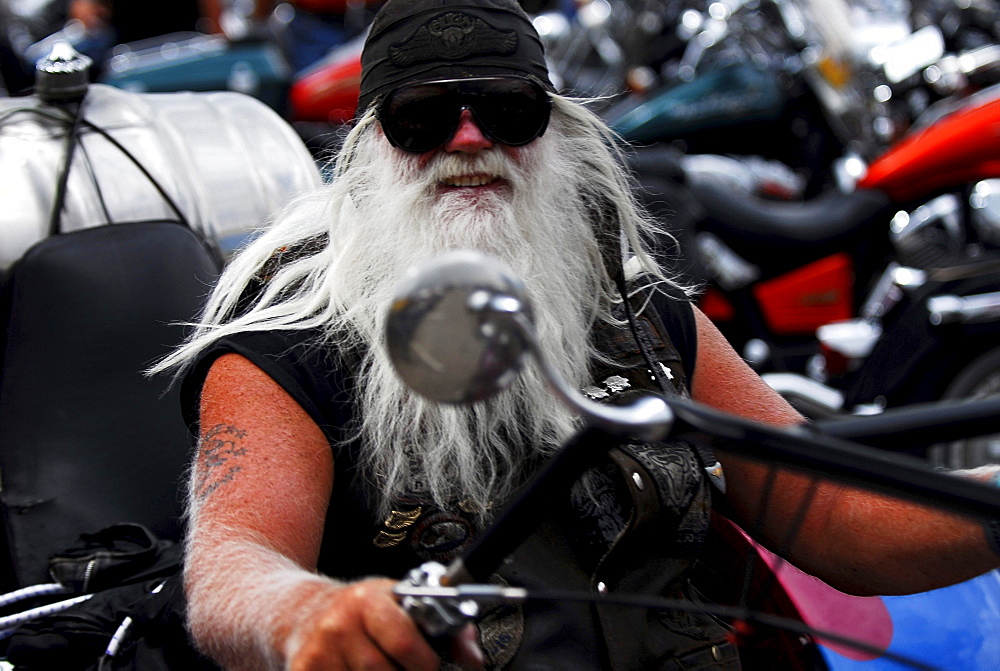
0,104,193,233
0,105,86,235
739,466,779,608
80,115,226,267
77,139,115,224
77,118,192,229
47,100,87,237
518,589,935,669
614,271,674,398
744,475,823,620
0,106,65,124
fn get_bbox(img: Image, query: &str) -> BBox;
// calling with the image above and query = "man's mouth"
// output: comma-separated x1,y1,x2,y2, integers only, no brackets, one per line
440,173,499,188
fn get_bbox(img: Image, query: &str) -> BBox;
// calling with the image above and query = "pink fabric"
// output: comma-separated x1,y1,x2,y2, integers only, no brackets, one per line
738,525,894,660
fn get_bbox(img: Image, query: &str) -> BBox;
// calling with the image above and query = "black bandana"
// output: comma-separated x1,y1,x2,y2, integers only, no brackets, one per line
358,0,555,116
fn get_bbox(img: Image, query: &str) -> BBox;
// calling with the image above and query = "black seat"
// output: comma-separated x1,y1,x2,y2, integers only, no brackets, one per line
0,220,221,589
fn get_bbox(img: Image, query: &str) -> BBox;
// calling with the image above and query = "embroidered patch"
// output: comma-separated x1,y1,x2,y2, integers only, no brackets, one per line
410,511,476,563
583,375,632,399
372,504,423,547
384,506,423,530
388,12,518,66
583,385,610,400
372,530,407,548
604,375,631,393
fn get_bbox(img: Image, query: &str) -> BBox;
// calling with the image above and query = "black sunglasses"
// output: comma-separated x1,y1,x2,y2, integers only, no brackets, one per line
376,76,553,153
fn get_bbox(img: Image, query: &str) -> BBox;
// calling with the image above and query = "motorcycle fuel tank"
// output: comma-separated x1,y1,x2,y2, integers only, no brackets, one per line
605,62,786,145
0,83,322,269
859,88,1000,202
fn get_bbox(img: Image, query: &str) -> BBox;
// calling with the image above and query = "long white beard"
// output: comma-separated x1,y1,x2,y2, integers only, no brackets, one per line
324,122,613,520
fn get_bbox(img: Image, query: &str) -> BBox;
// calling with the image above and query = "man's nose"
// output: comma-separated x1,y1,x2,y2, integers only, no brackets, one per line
442,109,494,153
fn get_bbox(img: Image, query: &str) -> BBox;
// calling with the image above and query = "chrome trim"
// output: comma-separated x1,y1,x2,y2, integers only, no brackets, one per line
928,291,1000,325
762,373,845,412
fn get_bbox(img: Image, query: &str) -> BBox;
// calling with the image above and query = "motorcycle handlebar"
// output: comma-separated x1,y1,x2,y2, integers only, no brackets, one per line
439,394,1000,589
387,250,1000,584
387,250,1000,661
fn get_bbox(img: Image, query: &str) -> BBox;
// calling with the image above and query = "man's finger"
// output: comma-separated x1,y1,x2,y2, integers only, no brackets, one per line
450,623,485,669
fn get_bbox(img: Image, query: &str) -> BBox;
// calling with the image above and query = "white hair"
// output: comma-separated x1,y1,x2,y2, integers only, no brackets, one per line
156,95,683,521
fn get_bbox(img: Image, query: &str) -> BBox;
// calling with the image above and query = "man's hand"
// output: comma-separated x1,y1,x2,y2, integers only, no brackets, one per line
288,578,483,670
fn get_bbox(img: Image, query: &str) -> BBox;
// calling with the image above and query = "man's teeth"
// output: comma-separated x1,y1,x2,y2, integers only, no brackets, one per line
442,174,496,187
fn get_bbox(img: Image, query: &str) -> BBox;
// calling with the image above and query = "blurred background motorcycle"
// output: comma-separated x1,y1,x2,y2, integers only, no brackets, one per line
568,0,1000,468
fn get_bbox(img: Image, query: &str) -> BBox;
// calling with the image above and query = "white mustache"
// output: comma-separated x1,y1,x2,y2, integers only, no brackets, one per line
425,148,514,189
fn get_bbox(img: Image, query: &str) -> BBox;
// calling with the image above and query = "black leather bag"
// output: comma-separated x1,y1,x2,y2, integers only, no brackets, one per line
5,524,216,671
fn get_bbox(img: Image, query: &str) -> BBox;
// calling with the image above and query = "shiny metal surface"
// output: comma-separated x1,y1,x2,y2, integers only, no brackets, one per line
385,250,531,405
928,290,1000,325
0,83,322,268
762,372,846,413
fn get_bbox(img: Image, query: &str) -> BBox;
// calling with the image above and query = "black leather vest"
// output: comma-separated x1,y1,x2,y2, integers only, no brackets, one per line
369,288,739,669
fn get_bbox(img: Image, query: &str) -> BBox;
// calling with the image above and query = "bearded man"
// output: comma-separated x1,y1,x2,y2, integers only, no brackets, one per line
157,0,1000,668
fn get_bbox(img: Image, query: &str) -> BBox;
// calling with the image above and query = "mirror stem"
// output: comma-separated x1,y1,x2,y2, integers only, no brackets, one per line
511,311,674,442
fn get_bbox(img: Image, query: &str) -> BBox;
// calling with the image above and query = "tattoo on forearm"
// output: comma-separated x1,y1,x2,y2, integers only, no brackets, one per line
194,423,249,501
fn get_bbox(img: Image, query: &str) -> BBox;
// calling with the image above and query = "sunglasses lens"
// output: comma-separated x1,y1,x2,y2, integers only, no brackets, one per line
379,78,551,153
380,83,459,153
470,79,550,147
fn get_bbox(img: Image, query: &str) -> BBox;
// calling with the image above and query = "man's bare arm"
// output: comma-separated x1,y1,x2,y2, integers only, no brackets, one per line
185,353,444,670
689,307,1000,595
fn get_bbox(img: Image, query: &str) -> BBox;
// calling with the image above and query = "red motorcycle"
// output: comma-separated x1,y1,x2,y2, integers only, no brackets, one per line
661,83,1000,357
288,34,364,126
628,79,1000,466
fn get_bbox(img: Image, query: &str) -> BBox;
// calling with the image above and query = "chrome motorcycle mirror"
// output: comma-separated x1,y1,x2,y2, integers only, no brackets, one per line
385,249,530,405
385,250,673,441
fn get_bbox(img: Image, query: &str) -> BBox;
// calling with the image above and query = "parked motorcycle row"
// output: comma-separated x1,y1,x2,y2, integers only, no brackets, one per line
4,0,1000,470
573,0,1000,470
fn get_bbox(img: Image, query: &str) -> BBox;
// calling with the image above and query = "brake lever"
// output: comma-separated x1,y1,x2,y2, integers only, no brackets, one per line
396,561,480,654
